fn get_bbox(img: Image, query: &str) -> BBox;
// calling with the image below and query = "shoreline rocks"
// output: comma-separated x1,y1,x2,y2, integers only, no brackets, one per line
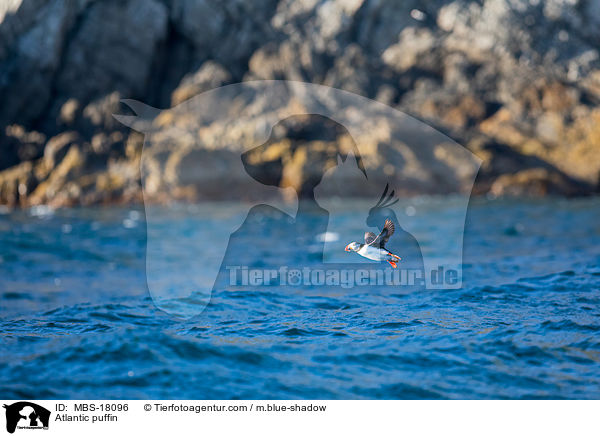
0,0,599,207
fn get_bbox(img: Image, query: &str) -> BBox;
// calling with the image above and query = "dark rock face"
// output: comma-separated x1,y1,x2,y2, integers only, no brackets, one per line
242,114,367,198
0,0,599,206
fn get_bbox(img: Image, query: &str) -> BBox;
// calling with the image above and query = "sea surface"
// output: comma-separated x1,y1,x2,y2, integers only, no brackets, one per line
1,197,599,399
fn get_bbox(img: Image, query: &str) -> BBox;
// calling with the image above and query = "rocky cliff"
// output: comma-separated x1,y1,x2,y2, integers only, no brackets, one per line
1,0,599,207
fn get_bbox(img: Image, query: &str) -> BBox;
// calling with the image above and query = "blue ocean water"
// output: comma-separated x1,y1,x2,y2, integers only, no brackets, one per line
1,197,599,399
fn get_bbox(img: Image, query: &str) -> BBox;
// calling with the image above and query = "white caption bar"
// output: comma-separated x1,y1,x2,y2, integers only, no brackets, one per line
1,400,598,435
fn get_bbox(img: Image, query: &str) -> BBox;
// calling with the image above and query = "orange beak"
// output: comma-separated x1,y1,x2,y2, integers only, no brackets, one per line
345,245,351,251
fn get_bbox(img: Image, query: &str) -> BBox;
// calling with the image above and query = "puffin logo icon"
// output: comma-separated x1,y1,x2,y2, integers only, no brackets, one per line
3,402,50,434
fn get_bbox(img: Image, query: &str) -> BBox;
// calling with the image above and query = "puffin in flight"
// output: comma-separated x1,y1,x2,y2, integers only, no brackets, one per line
345,219,401,268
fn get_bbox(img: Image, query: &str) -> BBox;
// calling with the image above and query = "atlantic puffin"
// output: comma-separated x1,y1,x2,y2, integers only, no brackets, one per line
345,219,401,268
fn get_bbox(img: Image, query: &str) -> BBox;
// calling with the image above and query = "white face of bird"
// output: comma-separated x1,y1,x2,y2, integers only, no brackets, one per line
345,242,361,252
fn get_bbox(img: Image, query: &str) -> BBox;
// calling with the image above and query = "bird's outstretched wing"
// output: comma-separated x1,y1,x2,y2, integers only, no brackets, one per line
364,232,377,245
367,219,395,248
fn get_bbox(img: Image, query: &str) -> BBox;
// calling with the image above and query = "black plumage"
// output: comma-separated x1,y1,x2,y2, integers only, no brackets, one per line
364,219,395,249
